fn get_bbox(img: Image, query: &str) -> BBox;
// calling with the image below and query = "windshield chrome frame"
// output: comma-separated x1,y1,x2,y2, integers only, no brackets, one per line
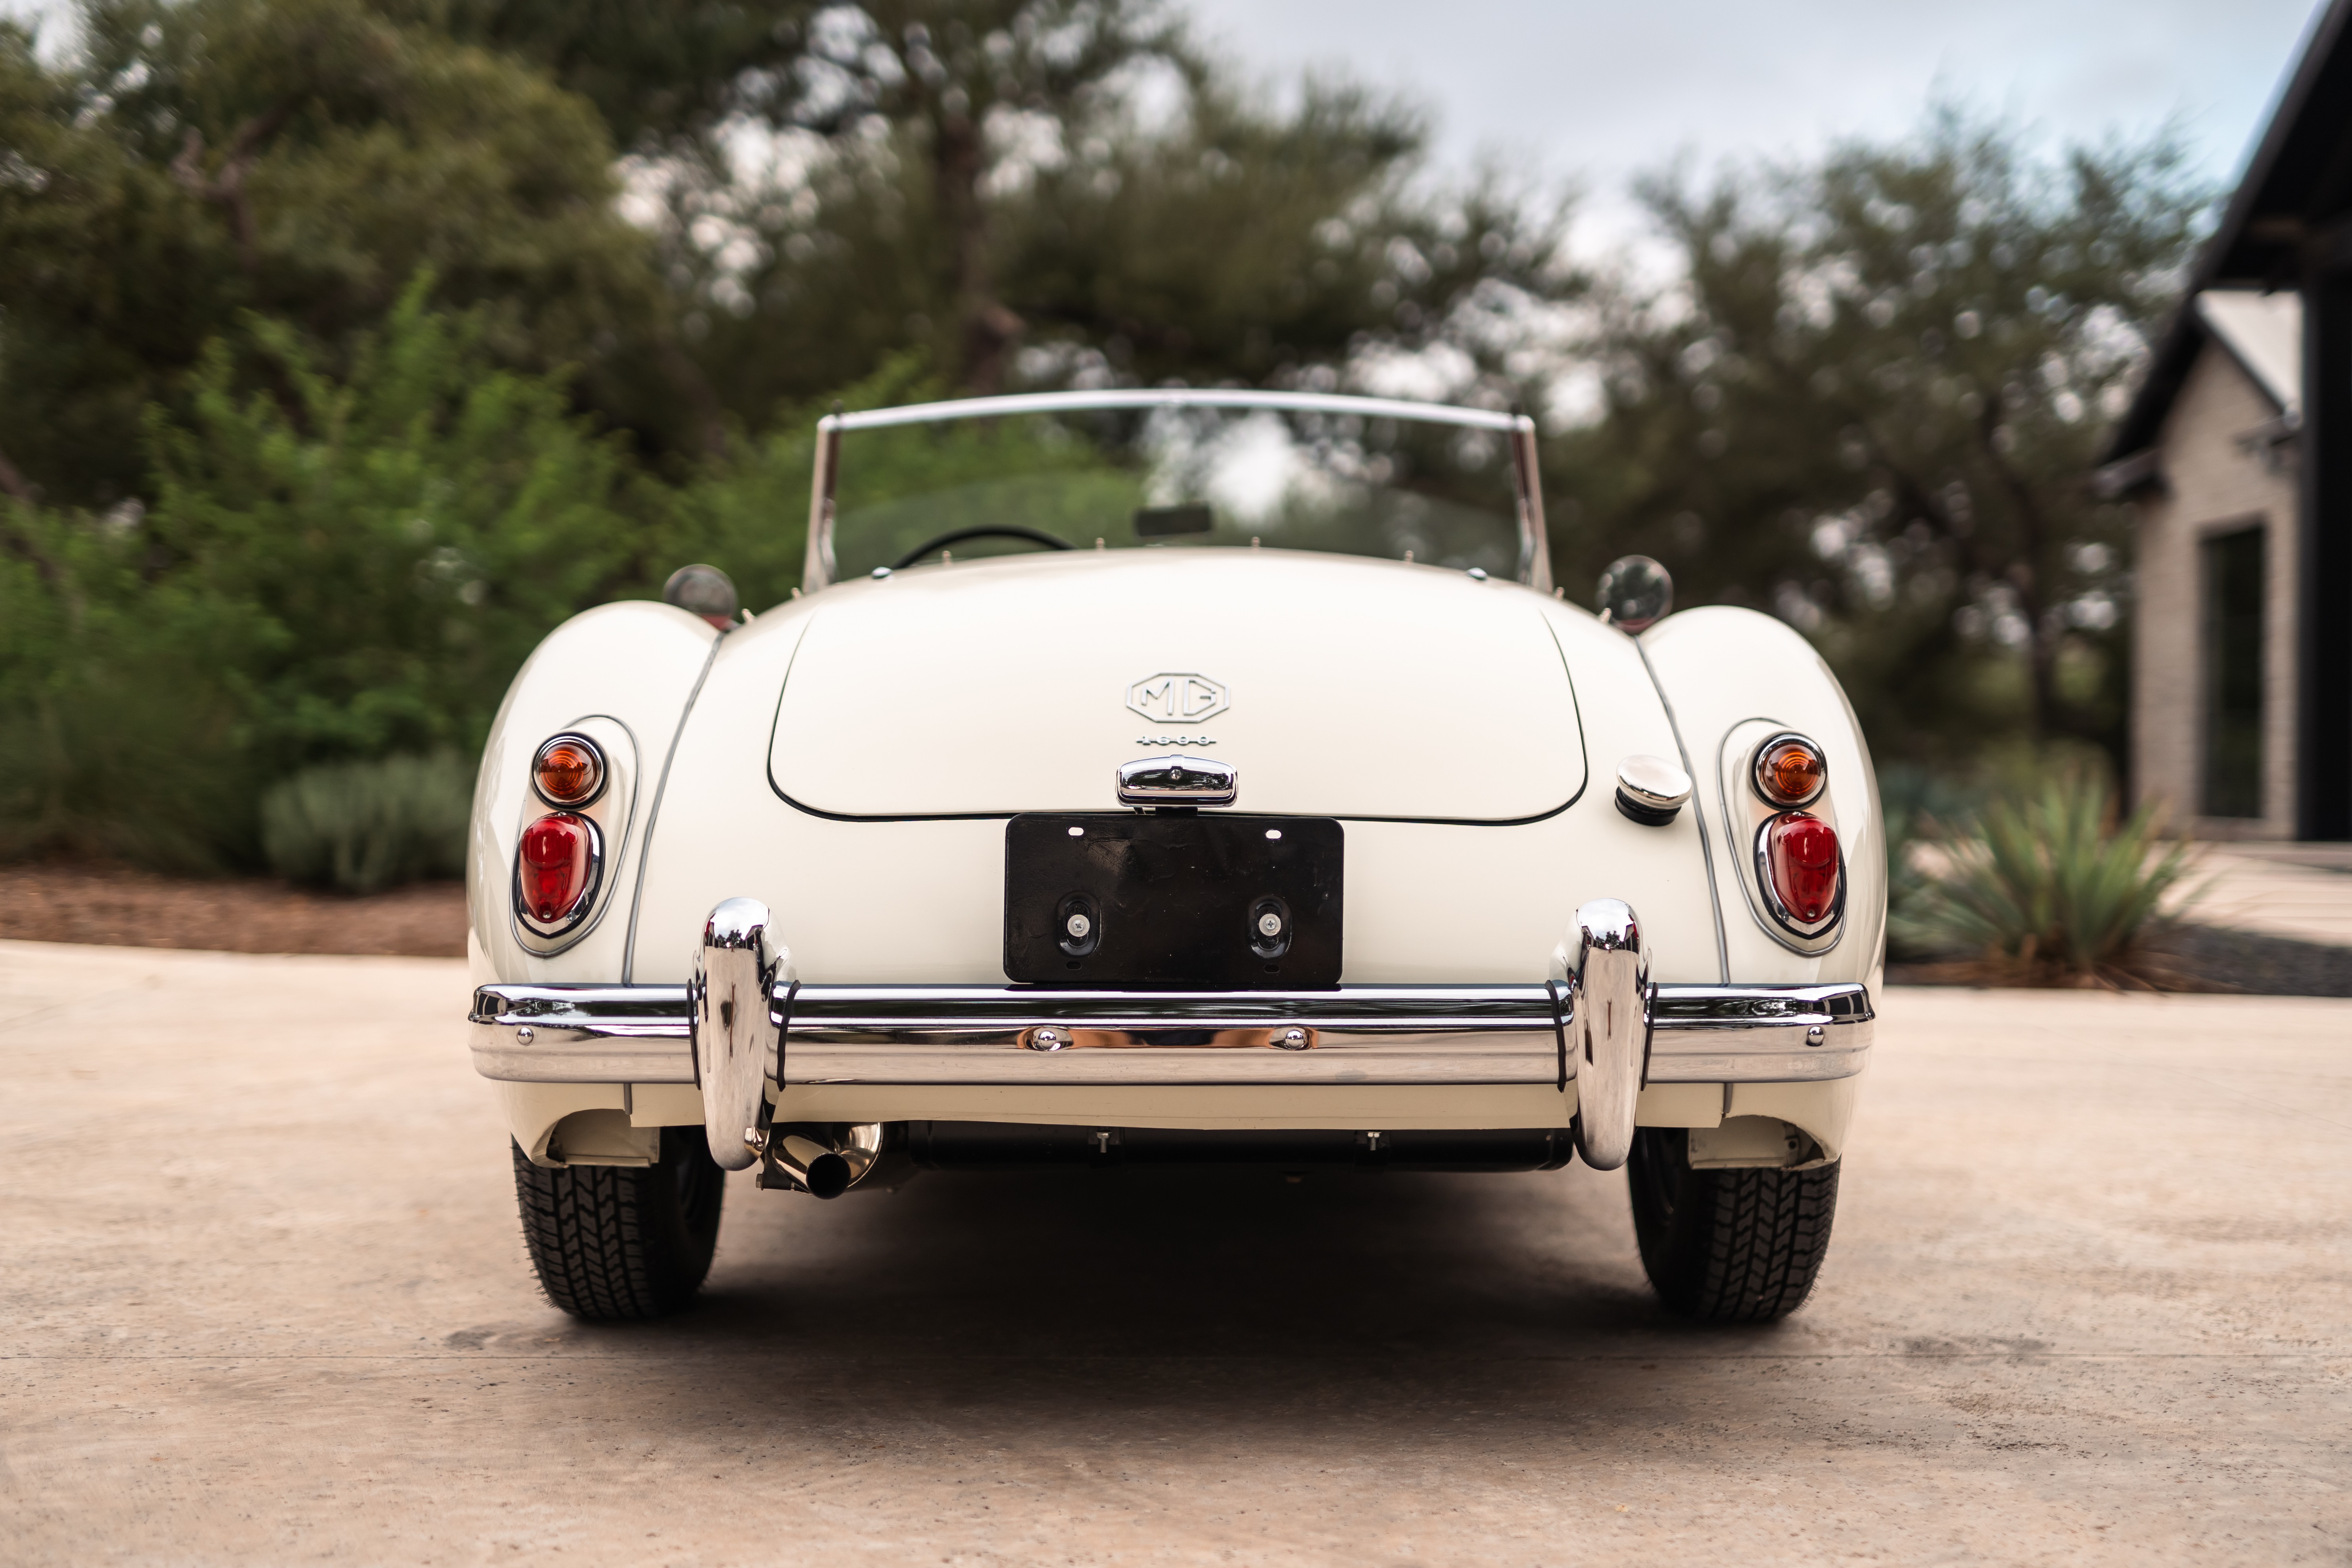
801,389,1551,594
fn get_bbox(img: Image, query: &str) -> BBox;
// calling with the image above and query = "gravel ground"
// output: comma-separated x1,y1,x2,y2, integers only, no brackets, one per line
0,865,464,957
2,940,2346,1565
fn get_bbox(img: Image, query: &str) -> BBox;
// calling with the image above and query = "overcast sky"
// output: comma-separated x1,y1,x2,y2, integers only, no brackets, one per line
1185,0,2326,248
6,0,2327,242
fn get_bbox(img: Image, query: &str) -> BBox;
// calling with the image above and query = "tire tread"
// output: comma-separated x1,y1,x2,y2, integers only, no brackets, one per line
510,1128,722,1321
1628,1127,1838,1322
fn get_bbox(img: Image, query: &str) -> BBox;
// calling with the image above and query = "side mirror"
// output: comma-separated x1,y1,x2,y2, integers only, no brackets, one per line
663,563,740,629
1596,555,1672,633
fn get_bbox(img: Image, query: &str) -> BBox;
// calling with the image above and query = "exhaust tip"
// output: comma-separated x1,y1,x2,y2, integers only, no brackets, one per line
802,1152,852,1200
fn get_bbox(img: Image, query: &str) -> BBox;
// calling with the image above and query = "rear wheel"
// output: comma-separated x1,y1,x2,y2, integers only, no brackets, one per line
512,1126,725,1320
1626,1126,1838,1322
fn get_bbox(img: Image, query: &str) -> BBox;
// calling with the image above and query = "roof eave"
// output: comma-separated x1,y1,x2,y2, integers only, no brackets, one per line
2200,0,2352,288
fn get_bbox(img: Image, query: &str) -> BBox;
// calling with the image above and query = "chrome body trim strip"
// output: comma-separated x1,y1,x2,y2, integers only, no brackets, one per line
470,980,1873,1088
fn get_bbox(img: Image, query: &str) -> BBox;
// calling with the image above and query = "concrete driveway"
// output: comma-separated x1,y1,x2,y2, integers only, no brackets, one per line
2,939,2346,1565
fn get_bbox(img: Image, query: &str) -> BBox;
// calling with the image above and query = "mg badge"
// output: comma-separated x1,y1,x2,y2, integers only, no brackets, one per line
1126,672,1230,724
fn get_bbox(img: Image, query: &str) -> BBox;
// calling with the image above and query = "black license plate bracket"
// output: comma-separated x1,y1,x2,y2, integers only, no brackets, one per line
1004,813,1343,987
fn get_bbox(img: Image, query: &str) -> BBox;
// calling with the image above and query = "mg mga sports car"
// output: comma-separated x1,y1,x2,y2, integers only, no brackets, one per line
466,390,1883,1324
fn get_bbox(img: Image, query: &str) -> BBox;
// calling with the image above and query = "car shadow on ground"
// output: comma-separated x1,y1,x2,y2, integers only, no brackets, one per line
497,1163,1826,1439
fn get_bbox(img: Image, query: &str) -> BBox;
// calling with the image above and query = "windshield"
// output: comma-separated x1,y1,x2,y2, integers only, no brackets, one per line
817,394,1532,583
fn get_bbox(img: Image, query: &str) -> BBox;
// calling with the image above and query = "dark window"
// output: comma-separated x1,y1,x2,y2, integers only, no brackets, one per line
2200,525,2266,818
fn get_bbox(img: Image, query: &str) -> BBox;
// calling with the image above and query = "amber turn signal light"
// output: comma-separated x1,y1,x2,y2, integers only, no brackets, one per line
533,734,605,807
1752,733,1826,807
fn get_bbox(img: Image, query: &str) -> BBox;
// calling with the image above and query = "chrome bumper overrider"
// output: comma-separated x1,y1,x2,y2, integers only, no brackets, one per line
468,978,1872,1088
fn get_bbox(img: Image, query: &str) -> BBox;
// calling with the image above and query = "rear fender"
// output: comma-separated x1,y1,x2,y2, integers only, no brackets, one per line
468,601,719,983
1636,605,1886,988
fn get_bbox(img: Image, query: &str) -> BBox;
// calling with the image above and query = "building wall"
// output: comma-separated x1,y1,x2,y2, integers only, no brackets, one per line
2131,340,2300,839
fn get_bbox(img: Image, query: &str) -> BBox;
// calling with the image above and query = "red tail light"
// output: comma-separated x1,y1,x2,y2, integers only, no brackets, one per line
1765,812,1841,924
519,813,594,925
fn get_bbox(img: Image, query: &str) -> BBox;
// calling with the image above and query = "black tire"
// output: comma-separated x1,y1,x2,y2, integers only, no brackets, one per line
512,1126,725,1320
1626,1126,1838,1322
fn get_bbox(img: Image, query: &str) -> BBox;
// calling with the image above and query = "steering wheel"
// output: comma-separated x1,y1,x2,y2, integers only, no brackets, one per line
891,525,1075,571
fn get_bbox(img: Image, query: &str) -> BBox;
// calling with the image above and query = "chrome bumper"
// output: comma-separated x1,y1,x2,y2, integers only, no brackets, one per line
468,979,1873,1088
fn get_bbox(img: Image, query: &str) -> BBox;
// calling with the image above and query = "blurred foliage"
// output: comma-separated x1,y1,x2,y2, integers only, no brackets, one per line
144,277,656,773
403,0,809,151
6,0,1578,495
610,0,1577,414
0,501,266,870
0,284,656,866
1550,110,2213,773
1879,761,1983,964
260,750,470,890
0,296,1124,870
0,1,2230,885
0,0,697,509
1890,769,2204,986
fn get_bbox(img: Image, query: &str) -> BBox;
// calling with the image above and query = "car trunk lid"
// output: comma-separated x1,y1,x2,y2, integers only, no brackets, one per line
767,549,1587,822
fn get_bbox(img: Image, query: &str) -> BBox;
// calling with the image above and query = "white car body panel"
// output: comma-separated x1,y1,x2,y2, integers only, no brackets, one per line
615,551,1714,987
1639,605,1888,990
466,600,716,983
770,551,1587,821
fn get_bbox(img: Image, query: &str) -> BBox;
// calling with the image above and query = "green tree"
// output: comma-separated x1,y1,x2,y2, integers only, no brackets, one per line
1551,111,2210,766
507,0,1577,411
0,282,659,868
427,0,1196,389
660,66,1573,418
0,0,688,509
144,279,657,772
406,0,806,152
0,500,271,867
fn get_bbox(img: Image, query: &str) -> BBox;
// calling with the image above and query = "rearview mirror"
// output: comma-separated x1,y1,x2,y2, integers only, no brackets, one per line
1133,504,1213,537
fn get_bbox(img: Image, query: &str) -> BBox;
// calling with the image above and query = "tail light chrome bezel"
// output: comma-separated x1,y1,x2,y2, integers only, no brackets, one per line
513,811,606,937
506,717,637,957
1752,811,1846,938
1717,718,1847,955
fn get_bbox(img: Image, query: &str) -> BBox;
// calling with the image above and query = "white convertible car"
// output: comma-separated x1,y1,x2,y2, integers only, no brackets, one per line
466,390,1882,1325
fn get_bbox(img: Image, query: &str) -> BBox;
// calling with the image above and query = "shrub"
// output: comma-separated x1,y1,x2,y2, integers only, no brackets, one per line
147,277,657,775
0,502,271,870
1,280,659,869
1879,762,1987,963
259,752,472,893
1892,770,2203,986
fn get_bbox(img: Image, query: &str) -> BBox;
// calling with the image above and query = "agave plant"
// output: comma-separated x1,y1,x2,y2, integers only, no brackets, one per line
1893,772,2204,986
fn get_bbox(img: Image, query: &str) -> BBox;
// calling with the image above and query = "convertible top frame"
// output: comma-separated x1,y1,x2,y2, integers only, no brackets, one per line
801,389,1553,595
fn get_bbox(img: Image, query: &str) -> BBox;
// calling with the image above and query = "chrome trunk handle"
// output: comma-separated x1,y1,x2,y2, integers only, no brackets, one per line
1115,754,1237,807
